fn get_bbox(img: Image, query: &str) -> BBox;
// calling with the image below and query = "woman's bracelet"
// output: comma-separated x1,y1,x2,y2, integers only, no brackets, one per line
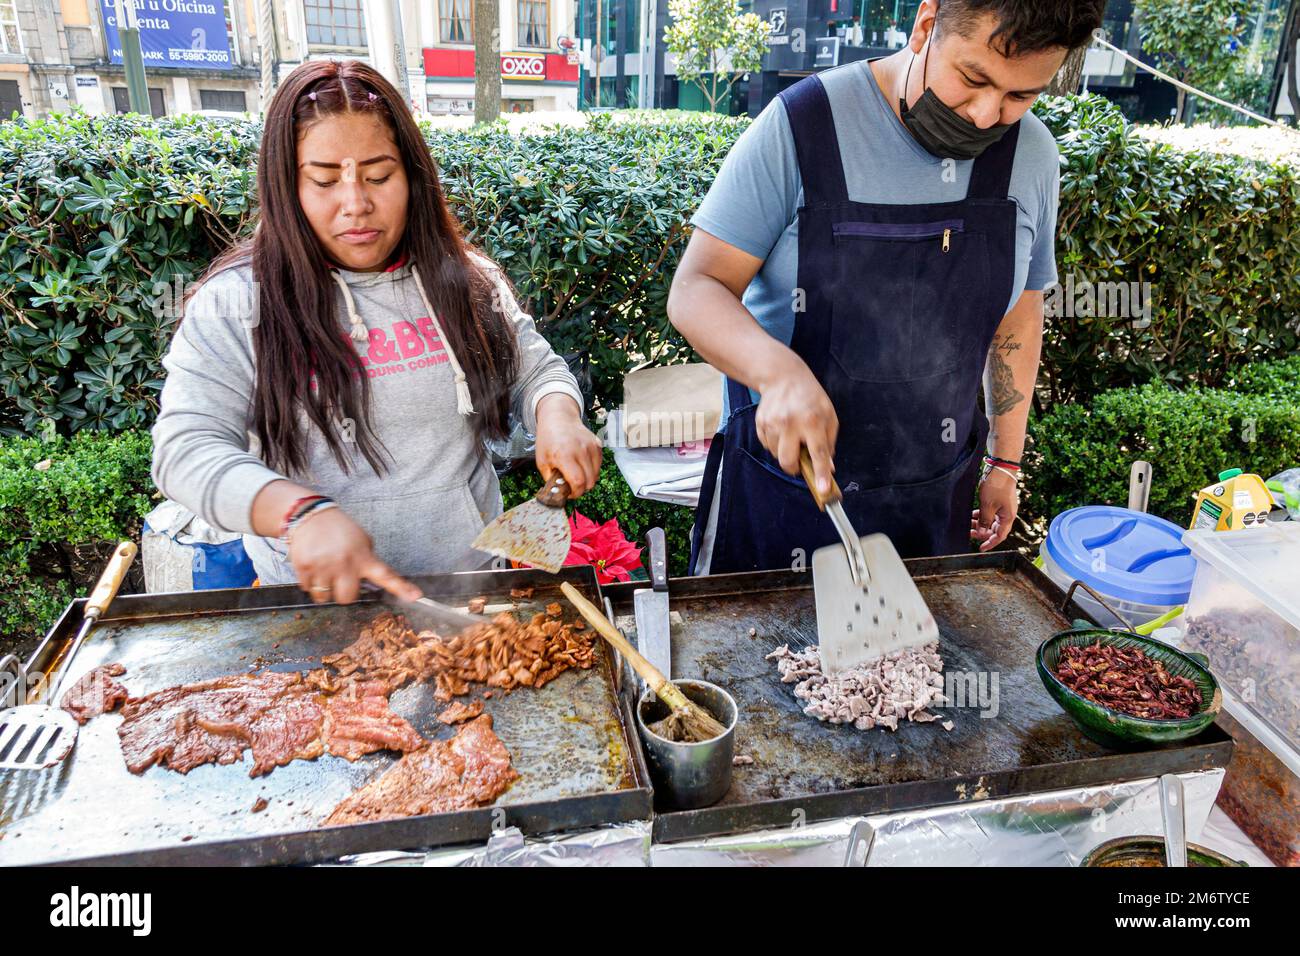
280,495,337,539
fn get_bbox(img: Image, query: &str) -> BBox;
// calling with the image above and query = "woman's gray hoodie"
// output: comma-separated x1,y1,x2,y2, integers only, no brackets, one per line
151,255,583,584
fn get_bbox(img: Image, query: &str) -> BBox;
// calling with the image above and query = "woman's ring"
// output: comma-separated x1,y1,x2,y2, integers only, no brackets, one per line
310,585,332,593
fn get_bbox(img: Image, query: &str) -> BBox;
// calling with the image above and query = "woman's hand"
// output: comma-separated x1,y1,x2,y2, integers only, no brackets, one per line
288,507,422,605
534,393,603,498
971,469,1019,552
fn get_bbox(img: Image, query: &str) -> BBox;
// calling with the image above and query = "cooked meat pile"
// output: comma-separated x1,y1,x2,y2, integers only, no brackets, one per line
1054,641,1203,720
766,642,947,731
60,663,130,725
117,672,424,777
325,714,518,826
103,608,592,787
322,609,595,703
437,699,484,725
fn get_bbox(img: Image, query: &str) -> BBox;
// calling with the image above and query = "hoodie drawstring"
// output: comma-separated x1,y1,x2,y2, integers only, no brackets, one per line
411,266,475,418
330,265,476,419
331,271,370,344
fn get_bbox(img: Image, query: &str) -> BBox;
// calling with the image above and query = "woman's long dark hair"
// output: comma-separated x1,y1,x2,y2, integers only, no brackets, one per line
196,60,519,476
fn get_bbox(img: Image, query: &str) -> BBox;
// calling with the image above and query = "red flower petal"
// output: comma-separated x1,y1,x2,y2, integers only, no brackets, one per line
569,511,601,543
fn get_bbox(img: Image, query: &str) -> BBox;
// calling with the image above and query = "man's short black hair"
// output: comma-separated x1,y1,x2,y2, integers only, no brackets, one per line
937,0,1107,56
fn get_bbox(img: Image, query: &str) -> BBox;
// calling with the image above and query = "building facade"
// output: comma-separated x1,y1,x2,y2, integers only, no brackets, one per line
0,0,580,119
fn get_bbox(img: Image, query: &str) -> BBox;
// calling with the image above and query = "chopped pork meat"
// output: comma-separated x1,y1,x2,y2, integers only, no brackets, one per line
766,642,947,732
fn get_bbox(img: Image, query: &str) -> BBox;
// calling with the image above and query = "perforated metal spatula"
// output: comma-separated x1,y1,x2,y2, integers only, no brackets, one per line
0,540,137,771
799,450,938,676
472,471,570,573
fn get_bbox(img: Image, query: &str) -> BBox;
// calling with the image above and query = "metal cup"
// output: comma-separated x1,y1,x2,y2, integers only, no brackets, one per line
636,679,737,810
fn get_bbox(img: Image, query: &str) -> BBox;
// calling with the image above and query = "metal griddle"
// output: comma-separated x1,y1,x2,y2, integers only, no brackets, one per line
0,566,651,866
603,552,1233,844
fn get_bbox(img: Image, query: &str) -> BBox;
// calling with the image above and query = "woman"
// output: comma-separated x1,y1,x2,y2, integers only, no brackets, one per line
152,60,602,604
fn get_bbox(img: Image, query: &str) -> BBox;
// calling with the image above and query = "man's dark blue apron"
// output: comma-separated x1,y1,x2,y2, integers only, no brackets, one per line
690,74,1021,575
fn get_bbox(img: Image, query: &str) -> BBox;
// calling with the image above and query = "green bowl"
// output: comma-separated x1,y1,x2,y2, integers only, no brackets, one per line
1037,627,1222,749
1082,836,1247,867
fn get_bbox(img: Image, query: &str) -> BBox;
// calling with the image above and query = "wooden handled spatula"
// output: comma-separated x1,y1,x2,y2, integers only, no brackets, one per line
472,471,571,573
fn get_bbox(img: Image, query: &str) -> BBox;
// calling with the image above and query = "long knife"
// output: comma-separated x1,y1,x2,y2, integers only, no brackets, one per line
632,527,671,688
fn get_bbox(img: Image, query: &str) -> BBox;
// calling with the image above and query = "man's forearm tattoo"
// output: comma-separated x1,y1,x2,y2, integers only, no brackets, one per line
988,333,1025,417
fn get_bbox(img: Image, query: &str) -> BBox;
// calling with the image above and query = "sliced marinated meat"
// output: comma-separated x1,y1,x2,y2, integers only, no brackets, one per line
322,689,425,761
323,715,518,826
437,698,484,725
60,663,129,724
117,670,423,777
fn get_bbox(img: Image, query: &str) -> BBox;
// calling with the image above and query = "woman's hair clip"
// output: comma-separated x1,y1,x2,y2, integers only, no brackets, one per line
307,90,318,101
367,91,377,102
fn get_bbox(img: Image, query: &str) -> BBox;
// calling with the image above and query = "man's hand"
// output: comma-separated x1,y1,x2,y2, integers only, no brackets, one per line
971,468,1018,552
754,356,839,496
533,393,603,498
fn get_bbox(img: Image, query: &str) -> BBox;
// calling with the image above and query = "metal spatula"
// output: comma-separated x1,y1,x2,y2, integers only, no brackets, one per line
0,541,137,771
799,450,938,676
472,471,570,573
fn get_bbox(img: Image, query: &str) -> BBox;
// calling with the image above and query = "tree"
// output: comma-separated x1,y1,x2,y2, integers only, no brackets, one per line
473,0,501,125
1133,0,1253,123
1047,44,1090,96
663,0,771,114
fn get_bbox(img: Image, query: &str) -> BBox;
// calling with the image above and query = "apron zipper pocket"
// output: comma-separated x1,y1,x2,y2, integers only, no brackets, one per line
833,219,965,253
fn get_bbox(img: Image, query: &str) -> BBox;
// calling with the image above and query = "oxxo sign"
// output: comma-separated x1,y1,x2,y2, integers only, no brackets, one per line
501,53,546,81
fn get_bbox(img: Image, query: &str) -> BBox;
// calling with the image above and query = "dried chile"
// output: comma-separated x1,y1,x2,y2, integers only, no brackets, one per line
1055,641,1202,720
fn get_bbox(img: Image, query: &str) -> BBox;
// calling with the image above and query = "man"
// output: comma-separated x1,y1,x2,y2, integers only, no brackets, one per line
669,0,1105,575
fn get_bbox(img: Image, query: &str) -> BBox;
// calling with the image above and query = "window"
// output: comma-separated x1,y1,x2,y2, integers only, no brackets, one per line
199,89,247,112
517,0,549,49
1,0,22,56
439,0,472,44
0,79,21,117
112,86,166,117
304,0,367,48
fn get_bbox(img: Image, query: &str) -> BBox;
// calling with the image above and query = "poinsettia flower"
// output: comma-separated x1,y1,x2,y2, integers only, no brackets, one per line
563,512,644,584
569,511,602,544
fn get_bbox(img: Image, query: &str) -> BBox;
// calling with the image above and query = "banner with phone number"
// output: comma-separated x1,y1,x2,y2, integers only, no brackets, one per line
101,0,233,70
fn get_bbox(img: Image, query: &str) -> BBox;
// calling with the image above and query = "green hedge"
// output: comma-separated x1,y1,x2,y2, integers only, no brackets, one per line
0,429,154,654
1026,363,1300,527
1032,96,1300,403
3,98,1298,435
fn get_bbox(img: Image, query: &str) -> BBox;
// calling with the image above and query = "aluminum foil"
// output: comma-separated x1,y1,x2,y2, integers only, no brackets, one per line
330,820,653,867
649,769,1226,867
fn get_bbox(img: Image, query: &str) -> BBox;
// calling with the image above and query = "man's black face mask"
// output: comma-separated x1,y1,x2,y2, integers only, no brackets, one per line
899,32,1013,161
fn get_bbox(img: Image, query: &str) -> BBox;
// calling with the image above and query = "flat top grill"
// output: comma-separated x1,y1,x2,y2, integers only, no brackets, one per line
604,553,1233,843
0,567,650,866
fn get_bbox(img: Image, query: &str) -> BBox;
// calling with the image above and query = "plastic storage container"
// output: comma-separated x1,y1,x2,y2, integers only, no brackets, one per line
1180,524,1300,866
1039,506,1197,628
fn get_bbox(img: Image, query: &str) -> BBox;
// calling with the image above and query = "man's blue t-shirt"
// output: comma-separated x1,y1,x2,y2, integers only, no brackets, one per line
690,57,1061,421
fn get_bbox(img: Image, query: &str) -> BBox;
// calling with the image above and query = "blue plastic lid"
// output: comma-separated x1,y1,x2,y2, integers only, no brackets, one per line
1044,506,1197,606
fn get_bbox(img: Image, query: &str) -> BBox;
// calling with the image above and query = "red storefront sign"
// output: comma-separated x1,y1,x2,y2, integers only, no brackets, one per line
423,48,580,83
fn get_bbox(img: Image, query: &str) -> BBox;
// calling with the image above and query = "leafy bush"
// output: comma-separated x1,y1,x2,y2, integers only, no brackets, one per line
0,429,155,655
500,448,696,577
4,98,1296,435
0,112,258,436
1026,363,1300,526
1232,354,1300,402
1033,95,1300,405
